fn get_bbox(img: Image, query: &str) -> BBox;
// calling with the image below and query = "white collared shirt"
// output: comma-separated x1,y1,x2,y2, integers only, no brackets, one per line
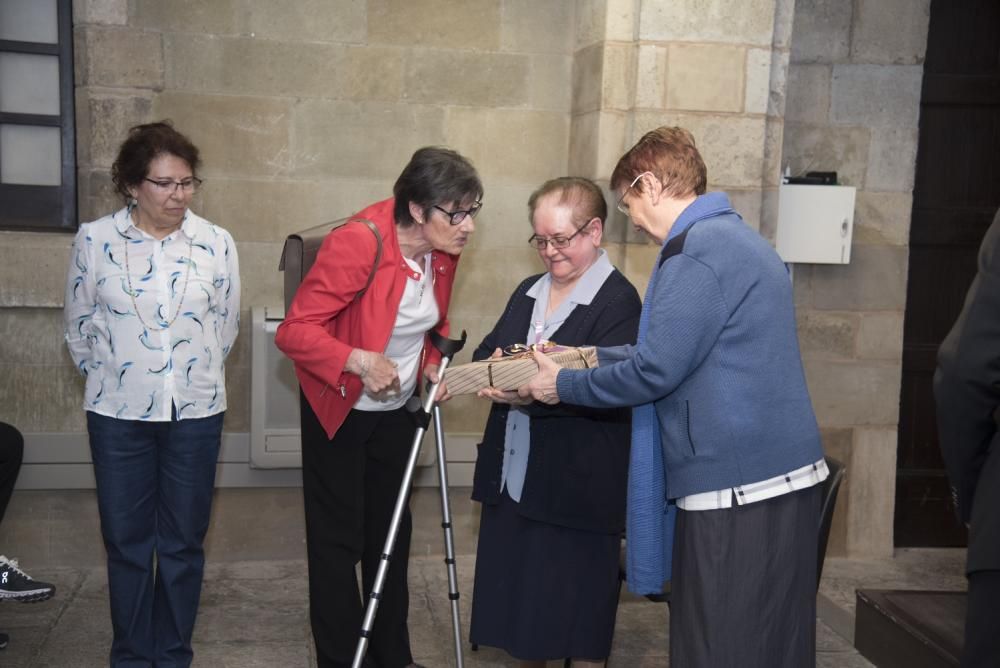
677,458,829,510
63,207,241,421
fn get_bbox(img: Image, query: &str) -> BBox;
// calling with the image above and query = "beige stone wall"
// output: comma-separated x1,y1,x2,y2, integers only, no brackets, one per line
567,0,794,296
779,0,931,558
0,0,931,560
1,0,579,438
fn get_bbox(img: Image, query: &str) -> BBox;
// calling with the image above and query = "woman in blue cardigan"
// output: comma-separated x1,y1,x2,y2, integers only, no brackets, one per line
468,177,641,668
523,128,827,667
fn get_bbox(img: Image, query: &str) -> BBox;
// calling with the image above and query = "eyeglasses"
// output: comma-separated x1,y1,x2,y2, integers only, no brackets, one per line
615,172,653,215
527,220,592,250
144,177,203,194
433,200,483,225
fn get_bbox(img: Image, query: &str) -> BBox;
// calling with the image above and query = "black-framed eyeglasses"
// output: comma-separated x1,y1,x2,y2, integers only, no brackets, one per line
615,171,653,215
528,220,593,250
433,200,483,225
144,177,203,194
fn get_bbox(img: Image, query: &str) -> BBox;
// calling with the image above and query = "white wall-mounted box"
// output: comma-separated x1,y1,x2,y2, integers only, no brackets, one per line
775,184,856,264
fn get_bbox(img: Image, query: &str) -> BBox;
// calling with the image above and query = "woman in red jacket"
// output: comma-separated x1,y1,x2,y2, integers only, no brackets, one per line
275,147,482,668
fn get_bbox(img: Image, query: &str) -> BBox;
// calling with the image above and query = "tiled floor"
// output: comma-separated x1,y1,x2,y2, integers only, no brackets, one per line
0,487,967,666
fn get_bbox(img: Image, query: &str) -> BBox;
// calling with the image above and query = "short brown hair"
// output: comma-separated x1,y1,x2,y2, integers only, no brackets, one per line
610,126,707,199
111,120,201,203
527,176,607,228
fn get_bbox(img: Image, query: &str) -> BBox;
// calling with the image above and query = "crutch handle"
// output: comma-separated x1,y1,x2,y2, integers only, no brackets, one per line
423,330,467,401
429,329,467,358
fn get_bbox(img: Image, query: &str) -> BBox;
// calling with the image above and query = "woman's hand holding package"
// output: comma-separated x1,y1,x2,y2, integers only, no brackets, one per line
477,347,533,406
519,350,562,405
479,387,532,405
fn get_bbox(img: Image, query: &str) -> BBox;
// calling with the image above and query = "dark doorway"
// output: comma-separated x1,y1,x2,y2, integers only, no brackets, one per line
896,0,1000,546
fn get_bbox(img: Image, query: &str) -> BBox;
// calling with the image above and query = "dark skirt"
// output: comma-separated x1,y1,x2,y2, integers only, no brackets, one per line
670,484,822,667
469,490,622,661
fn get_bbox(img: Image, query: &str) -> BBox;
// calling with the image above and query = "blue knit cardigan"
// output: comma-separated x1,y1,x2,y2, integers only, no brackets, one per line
558,192,823,594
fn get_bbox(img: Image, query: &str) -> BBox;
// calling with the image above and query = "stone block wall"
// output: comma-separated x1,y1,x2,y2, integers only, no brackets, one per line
779,0,931,557
0,0,933,560
1,0,580,441
568,0,795,297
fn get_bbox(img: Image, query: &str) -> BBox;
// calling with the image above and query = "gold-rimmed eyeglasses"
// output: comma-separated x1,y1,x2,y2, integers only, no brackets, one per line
527,220,593,250
615,172,653,216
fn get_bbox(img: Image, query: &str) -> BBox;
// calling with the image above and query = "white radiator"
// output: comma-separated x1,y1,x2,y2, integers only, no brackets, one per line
249,306,440,472
250,306,303,468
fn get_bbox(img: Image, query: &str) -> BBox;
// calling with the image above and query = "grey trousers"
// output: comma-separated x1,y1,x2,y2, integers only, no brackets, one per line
670,484,821,668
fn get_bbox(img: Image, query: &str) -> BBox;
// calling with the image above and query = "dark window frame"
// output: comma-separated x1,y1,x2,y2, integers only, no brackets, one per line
0,0,77,232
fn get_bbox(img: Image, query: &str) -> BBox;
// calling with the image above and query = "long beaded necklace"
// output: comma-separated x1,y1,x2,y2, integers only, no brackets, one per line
123,206,194,332
417,253,431,304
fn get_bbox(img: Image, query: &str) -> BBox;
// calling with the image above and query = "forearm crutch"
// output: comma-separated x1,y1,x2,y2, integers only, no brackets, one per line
352,330,467,668
432,400,465,668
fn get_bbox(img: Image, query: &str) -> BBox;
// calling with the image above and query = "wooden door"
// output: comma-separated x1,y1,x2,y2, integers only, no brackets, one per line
895,0,1000,546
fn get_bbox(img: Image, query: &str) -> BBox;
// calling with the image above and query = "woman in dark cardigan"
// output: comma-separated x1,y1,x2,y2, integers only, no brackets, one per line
468,177,641,667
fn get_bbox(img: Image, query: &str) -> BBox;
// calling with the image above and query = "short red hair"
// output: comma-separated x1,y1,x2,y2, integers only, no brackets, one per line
610,126,707,199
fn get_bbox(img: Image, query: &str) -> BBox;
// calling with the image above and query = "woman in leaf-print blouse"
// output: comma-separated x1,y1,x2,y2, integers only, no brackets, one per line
62,121,240,668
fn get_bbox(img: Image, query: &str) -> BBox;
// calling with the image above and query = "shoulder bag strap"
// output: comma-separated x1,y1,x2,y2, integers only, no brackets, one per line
345,217,383,301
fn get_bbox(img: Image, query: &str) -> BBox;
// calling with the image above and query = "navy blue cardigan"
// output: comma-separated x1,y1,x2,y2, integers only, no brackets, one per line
471,268,641,534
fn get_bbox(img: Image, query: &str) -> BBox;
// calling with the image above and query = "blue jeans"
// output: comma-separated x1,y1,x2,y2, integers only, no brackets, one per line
87,409,224,668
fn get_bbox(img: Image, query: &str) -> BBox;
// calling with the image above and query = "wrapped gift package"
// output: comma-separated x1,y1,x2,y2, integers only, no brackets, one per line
445,346,598,395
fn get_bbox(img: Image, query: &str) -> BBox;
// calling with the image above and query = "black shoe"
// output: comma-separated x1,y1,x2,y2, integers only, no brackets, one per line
0,631,8,649
0,556,55,603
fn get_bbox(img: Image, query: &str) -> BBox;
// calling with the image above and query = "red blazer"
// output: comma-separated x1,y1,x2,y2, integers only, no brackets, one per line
274,198,459,438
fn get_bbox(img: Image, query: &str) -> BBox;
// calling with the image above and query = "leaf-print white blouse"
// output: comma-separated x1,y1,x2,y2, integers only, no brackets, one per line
63,207,241,421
